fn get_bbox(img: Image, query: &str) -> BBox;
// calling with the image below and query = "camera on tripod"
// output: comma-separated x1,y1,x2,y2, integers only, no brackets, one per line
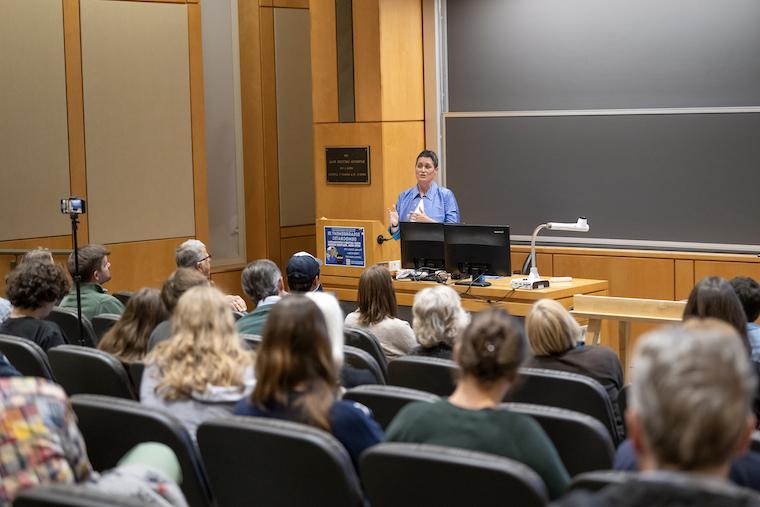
60,197,86,215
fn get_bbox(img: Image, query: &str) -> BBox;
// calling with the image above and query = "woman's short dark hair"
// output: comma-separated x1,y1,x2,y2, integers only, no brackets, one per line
684,276,748,345
357,265,397,326
456,308,527,385
416,150,439,168
730,276,760,323
160,268,209,313
6,261,70,310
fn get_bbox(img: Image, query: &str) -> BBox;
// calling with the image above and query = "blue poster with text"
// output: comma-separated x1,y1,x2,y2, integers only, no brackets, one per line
324,227,365,267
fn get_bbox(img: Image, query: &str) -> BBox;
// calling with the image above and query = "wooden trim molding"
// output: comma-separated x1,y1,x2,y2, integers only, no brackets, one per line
188,2,209,244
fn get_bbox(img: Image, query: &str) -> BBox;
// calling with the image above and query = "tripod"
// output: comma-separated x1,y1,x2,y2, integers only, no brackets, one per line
68,213,86,346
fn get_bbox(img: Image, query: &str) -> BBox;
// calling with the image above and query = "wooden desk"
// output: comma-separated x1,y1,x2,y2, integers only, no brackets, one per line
322,275,608,317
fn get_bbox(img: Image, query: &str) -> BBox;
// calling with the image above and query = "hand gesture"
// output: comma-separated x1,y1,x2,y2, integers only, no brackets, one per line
388,206,399,228
410,208,434,223
225,294,248,312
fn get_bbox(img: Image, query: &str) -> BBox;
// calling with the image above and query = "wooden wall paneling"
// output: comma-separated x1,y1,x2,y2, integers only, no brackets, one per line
210,268,251,307
239,0,268,260
280,235,318,271
259,0,273,6
0,236,73,296
63,0,89,244
511,251,553,277
693,260,760,283
380,121,425,213
106,237,192,292
260,6,282,262
188,1,209,244
674,259,694,300
314,122,385,220
352,0,381,121
310,0,339,123
272,0,308,8
378,0,424,121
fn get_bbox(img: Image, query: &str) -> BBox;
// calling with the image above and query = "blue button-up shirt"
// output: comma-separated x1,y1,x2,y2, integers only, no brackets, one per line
391,181,460,239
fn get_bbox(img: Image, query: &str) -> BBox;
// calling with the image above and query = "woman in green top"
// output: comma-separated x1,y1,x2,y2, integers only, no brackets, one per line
385,308,570,499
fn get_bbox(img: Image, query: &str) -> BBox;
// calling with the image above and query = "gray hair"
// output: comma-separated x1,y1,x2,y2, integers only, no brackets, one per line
241,259,281,303
412,285,469,348
631,319,757,471
175,239,206,268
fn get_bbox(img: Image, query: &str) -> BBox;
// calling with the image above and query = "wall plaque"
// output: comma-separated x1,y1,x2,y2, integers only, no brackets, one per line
325,146,370,184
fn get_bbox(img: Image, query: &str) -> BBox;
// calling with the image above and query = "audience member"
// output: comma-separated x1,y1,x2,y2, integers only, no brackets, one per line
286,251,323,292
306,291,377,388
237,259,285,336
175,239,247,312
234,295,383,468
59,244,125,319
19,247,55,265
147,268,209,351
0,297,9,324
141,286,254,439
731,276,760,362
386,308,570,499
683,276,748,342
525,298,625,439
344,265,416,359
98,288,168,364
0,261,70,350
0,377,187,506
0,353,21,377
408,285,469,359
555,320,759,507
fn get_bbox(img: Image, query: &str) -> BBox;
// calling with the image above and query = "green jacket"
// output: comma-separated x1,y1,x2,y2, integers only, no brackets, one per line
236,304,274,336
59,283,125,320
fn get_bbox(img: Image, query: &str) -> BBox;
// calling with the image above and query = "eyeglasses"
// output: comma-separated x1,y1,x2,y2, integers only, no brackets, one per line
197,254,211,263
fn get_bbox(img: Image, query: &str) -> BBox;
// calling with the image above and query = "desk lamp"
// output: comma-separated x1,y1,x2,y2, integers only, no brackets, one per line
527,217,589,283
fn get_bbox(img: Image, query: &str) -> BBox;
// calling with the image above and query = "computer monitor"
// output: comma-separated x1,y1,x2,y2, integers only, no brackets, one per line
444,224,511,277
400,222,445,270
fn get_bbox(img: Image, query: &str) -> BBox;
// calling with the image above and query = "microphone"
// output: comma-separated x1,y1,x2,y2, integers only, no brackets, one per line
377,234,393,244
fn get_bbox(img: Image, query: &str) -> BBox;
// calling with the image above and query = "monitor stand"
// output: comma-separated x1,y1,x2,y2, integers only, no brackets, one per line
454,269,492,287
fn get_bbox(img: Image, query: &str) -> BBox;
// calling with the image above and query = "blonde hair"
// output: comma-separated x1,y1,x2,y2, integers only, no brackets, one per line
631,319,756,471
412,285,469,348
148,286,252,401
525,299,580,356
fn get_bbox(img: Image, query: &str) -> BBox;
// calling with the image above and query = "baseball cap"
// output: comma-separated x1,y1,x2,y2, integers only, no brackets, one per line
286,251,322,282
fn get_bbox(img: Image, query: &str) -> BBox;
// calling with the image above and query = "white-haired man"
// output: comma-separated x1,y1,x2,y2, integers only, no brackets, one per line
553,319,760,507
175,239,247,312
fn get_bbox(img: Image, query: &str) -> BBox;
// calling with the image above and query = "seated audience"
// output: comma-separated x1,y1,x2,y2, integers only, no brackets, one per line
147,268,209,351
306,291,378,388
555,320,759,507
0,377,187,506
20,247,55,265
0,297,9,324
286,251,323,293
344,265,416,359
237,259,286,336
683,276,748,341
730,276,760,361
175,239,247,312
386,308,570,499
408,285,469,359
0,261,70,350
98,288,168,364
59,244,125,319
141,286,254,439
525,298,625,438
235,295,383,468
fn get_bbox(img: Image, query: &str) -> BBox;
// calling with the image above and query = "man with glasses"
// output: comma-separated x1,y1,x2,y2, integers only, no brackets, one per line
175,239,247,312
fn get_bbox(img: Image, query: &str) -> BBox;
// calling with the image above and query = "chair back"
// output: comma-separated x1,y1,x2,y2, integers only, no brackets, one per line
618,383,631,438
71,394,213,507
45,307,97,347
751,431,760,454
48,345,136,399
387,356,459,396
569,470,634,492
112,291,133,306
361,443,548,507
505,367,622,444
91,313,120,341
128,361,145,394
197,417,363,507
344,346,385,385
501,403,614,476
344,327,388,377
0,334,55,379
13,484,145,507
343,385,438,429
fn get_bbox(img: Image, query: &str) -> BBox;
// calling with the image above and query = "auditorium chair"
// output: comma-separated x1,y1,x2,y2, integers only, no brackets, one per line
501,403,615,476
360,443,548,507
13,484,145,507
112,291,133,306
45,307,97,347
128,361,145,394
617,384,631,438
48,345,137,400
344,345,386,384
343,384,438,429
751,431,760,454
197,416,363,507
71,394,213,507
0,334,55,380
344,326,388,378
90,313,120,342
386,356,459,396
568,470,635,492
505,368,622,444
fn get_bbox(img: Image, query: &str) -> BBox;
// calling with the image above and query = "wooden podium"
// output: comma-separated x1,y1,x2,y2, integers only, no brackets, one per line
316,218,400,279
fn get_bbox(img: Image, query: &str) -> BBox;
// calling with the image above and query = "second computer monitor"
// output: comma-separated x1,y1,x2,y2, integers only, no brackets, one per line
444,224,511,277
400,222,445,270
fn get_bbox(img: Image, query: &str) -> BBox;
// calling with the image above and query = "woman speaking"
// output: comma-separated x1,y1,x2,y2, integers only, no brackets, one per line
388,150,460,239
